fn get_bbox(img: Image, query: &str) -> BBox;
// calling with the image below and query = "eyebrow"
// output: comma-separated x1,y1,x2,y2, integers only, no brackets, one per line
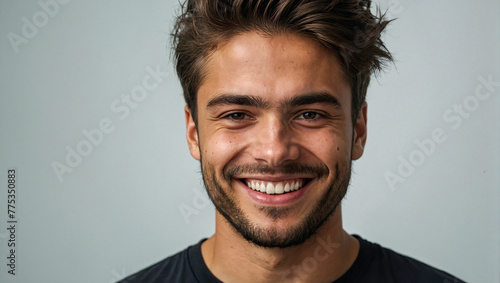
206,92,341,109
284,92,341,109
206,94,270,109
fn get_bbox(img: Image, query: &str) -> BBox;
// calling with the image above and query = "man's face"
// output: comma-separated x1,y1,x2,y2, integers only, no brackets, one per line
185,32,367,248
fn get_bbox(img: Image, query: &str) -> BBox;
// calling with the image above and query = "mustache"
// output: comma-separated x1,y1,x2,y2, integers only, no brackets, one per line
223,163,329,182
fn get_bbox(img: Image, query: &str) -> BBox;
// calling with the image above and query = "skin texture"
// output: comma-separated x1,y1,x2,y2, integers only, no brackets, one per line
185,32,367,282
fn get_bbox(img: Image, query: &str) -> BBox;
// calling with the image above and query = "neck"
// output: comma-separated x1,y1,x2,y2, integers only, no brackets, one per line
201,207,359,283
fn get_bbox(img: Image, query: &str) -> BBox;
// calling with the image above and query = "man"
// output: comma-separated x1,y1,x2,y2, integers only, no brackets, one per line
121,0,464,282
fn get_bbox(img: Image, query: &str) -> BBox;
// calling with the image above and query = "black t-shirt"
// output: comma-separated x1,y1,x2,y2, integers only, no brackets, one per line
119,235,465,283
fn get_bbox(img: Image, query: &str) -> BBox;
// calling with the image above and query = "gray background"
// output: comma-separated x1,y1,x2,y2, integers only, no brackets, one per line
0,0,498,282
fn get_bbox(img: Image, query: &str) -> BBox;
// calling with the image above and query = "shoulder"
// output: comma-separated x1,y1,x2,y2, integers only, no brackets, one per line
118,241,199,283
337,235,465,283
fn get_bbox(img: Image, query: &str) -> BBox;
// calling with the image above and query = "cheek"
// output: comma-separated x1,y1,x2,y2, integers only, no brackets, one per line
298,128,352,163
201,131,248,168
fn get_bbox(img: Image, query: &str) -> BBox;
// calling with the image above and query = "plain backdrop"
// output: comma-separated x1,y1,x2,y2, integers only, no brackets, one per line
0,0,498,282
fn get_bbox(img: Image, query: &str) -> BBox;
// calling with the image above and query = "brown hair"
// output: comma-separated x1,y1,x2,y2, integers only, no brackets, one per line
172,0,393,124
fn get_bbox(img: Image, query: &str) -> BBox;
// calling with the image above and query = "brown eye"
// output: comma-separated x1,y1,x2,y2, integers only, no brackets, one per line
227,112,247,120
300,112,319,120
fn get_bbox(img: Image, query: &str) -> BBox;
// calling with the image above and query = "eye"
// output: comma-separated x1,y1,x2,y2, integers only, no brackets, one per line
297,111,321,120
223,112,250,121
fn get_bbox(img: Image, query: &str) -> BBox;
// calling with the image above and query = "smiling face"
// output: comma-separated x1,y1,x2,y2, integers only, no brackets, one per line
186,32,367,248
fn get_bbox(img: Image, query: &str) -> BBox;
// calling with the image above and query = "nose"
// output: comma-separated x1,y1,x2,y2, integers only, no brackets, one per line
251,115,300,166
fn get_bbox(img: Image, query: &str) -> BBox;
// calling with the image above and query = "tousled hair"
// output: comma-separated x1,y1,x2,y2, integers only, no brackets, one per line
172,0,393,124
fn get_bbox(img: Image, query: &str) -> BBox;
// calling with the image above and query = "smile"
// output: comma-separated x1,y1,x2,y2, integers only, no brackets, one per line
244,179,310,195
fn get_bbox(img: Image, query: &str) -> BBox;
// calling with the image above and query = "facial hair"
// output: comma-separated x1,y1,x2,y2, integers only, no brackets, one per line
200,160,351,248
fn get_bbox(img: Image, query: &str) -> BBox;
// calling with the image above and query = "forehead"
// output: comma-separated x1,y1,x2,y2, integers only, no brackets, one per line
198,31,351,107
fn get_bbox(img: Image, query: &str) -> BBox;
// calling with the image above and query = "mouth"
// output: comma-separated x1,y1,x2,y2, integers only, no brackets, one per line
242,178,311,195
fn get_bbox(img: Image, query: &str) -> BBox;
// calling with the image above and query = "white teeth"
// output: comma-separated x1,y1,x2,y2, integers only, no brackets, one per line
284,183,291,193
259,183,266,193
266,183,275,194
246,180,305,195
275,183,284,194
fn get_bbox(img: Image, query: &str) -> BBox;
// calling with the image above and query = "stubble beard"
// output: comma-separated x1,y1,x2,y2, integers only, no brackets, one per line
200,160,352,249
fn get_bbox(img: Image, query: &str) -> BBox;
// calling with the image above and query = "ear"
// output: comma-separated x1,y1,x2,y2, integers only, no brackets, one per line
352,101,367,161
185,105,201,160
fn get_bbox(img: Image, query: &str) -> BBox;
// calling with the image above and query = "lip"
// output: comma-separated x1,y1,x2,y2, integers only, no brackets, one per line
236,178,311,205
